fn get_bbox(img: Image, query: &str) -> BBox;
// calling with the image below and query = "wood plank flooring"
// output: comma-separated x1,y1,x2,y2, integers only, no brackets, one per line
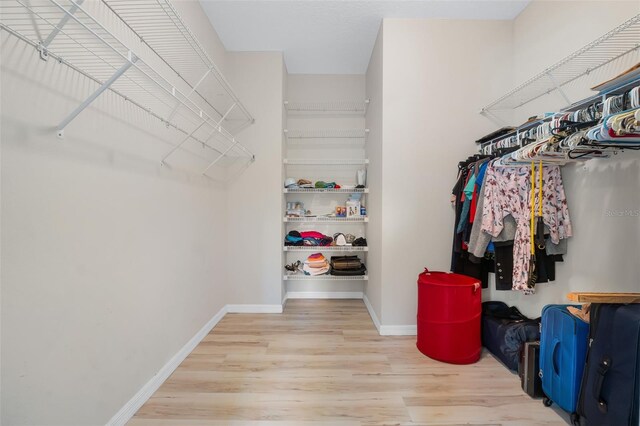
129,299,568,425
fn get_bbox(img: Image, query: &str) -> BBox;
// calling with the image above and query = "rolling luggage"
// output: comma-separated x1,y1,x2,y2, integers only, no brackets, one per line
577,303,640,426
540,304,589,420
481,301,540,371
519,341,544,398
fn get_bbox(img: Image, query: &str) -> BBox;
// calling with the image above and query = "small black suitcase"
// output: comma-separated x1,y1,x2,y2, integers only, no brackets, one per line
577,303,640,426
519,341,545,398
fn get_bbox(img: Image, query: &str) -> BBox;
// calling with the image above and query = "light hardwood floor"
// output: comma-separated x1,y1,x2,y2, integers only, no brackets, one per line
129,299,568,425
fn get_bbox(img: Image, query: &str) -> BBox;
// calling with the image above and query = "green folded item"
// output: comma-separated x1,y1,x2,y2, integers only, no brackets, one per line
315,181,327,188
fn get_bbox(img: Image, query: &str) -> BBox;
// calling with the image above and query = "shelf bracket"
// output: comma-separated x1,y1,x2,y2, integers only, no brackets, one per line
38,0,85,61
545,71,571,106
160,118,211,164
479,108,509,127
202,141,239,176
165,68,213,124
57,51,137,138
161,103,237,165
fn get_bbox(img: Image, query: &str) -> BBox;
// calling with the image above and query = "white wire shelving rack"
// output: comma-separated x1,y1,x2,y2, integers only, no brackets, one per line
284,246,369,252
284,99,370,115
101,0,254,135
283,275,368,281
284,128,369,140
284,188,369,194
0,0,254,180
480,14,640,114
284,216,369,223
284,159,369,166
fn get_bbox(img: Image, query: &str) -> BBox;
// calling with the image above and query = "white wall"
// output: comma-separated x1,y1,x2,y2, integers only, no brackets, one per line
0,1,252,424
225,51,285,306
364,24,384,321
483,1,640,317
376,19,513,326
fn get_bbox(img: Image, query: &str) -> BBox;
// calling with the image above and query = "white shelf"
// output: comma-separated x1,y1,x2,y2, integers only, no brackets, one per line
284,188,369,194
284,129,369,139
103,0,253,133
481,14,640,112
284,246,368,252
284,99,369,115
0,0,254,179
284,159,369,166
284,216,368,223
283,275,368,281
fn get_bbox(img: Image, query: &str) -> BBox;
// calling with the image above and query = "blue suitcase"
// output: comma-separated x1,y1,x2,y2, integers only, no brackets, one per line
577,304,640,426
540,304,589,418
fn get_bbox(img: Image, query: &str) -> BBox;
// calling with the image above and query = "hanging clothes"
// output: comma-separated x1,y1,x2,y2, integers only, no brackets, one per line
480,161,572,293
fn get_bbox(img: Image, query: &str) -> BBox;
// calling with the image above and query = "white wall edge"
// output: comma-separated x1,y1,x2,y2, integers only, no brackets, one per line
105,305,228,426
379,325,417,336
226,304,283,314
362,293,381,333
285,291,363,299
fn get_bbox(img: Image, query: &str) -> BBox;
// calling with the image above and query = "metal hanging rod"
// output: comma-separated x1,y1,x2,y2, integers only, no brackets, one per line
0,0,255,179
284,99,370,115
284,129,369,139
480,14,640,113
480,75,640,153
101,0,254,132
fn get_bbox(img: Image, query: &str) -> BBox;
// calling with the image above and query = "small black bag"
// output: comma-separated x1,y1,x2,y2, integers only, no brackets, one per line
519,341,544,398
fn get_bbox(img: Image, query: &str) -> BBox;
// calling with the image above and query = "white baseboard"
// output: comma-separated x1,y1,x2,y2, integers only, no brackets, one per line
362,294,381,333
226,304,283,313
107,303,283,425
106,305,228,426
362,294,416,336
379,325,417,336
107,297,415,425
285,291,363,299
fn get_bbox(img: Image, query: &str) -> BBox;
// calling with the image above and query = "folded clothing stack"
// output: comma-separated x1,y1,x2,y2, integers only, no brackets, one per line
284,230,333,246
303,253,330,276
330,256,367,276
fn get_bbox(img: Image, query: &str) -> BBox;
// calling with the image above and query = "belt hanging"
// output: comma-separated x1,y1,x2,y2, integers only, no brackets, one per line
527,161,539,289
535,160,546,251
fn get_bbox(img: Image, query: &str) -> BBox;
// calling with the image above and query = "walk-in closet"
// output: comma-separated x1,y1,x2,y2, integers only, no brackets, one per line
1,1,639,425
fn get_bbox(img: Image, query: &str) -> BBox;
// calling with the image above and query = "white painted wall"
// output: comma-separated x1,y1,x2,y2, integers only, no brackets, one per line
369,2,640,325
374,19,513,326
226,51,285,306
483,1,640,317
0,1,259,424
364,24,384,322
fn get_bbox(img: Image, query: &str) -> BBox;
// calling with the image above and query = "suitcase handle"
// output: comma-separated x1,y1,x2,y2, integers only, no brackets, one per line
593,356,611,414
551,339,561,377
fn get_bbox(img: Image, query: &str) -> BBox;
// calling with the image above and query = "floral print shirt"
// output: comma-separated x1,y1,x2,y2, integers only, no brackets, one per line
481,161,572,293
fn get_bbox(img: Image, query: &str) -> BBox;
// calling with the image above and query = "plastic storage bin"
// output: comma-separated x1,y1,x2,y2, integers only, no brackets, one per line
417,268,482,364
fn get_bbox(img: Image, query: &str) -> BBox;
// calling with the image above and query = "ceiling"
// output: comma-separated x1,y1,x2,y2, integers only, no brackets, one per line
199,1,529,74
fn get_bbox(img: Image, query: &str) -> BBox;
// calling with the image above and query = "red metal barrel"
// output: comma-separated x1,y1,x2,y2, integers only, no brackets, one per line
416,268,482,364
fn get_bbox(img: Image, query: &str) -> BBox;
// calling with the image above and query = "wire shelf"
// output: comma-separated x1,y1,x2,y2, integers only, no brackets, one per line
102,0,253,134
283,274,368,281
284,216,368,223
284,246,368,252
284,99,369,115
284,129,369,140
284,159,369,166
0,0,254,180
481,14,640,112
284,187,369,194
